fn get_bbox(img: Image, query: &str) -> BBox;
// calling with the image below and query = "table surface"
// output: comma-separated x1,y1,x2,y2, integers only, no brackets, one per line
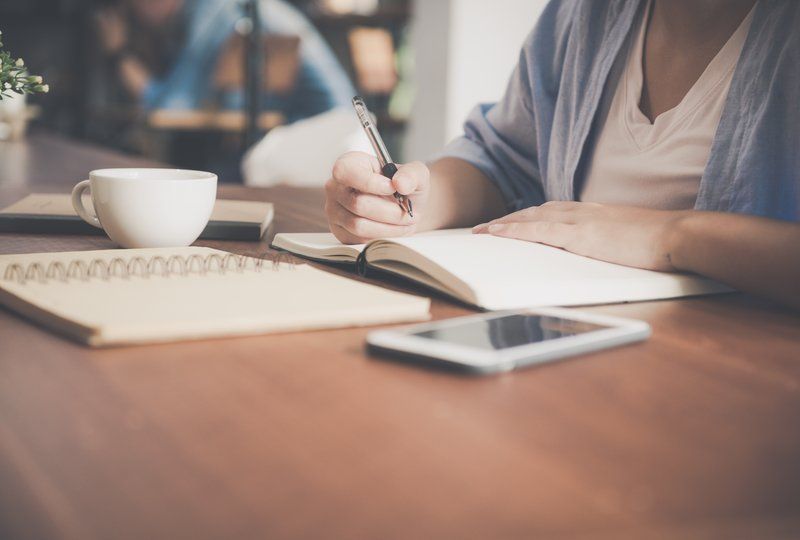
1,133,799,540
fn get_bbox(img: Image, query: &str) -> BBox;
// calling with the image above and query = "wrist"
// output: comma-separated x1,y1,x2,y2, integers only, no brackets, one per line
662,211,698,272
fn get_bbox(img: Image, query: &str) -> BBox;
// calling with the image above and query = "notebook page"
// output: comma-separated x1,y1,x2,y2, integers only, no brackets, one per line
0,247,430,346
272,229,469,262
381,233,730,309
271,233,364,261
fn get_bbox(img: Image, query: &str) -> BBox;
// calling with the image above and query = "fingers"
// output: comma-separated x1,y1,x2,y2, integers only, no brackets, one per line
331,152,396,196
329,153,429,202
326,201,414,244
326,153,428,243
471,201,582,246
483,221,575,248
327,180,412,225
472,201,587,233
391,161,430,196
506,201,580,223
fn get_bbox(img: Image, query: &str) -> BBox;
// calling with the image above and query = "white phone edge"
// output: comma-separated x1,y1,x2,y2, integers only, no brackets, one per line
366,307,652,374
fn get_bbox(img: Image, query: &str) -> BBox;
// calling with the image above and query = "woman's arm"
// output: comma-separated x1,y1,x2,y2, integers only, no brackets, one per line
475,203,800,310
116,56,152,99
668,212,800,309
420,158,507,231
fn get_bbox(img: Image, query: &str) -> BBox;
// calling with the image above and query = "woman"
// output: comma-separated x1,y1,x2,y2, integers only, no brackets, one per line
324,0,800,309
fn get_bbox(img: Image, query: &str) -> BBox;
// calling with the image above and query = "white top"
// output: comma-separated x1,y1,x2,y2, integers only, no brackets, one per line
579,2,754,210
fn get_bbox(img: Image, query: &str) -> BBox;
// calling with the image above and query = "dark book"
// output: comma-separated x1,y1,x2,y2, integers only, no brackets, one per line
0,194,273,241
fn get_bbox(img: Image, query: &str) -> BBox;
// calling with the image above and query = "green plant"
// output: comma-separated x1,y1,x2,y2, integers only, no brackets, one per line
0,30,48,99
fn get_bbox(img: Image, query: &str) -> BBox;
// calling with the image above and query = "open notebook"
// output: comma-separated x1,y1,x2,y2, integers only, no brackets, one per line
0,247,430,347
272,229,731,310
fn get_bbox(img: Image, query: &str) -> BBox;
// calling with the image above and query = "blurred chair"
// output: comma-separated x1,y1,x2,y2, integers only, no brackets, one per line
241,107,373,187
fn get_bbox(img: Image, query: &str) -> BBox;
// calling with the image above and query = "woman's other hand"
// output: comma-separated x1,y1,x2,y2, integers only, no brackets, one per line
473,201,688,271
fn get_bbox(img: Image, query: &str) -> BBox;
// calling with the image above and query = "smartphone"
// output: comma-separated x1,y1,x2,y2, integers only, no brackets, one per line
366,308,651,374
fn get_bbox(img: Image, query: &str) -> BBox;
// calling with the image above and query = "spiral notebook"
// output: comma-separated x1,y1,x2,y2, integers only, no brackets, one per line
0,247,430,347
272,230,731,309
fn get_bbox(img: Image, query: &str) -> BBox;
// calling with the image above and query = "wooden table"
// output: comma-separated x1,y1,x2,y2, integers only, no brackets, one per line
1,133,799,539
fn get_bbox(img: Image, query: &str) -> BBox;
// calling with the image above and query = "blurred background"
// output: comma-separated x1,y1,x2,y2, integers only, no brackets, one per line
0,0,546,185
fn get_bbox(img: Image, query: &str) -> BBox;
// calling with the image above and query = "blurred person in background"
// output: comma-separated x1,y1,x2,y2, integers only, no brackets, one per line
95,0,354,123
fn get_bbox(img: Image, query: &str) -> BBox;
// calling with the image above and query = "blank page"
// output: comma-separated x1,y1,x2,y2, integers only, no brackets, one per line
380,232,730,309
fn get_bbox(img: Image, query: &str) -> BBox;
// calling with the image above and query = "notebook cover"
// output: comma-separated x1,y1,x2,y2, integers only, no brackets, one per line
0,195,272,241
0,247,431,346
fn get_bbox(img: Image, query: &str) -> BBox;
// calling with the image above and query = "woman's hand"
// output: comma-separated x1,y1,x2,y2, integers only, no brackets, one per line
473,201,689,271
325,151,430,244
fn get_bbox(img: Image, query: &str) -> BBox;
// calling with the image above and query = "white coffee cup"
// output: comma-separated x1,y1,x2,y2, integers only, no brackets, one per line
71,168,217,249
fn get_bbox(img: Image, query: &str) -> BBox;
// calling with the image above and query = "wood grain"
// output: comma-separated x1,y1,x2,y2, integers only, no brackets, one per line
0,134,799,539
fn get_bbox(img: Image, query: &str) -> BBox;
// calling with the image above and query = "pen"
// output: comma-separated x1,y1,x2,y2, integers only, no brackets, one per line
351,95,413,217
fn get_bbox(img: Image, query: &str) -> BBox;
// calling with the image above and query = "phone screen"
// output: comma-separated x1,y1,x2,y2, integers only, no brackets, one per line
411,314,609,351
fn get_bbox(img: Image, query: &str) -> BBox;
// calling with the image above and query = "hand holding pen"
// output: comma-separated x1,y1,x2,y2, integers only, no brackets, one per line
323,97,431,245
351,96,413,217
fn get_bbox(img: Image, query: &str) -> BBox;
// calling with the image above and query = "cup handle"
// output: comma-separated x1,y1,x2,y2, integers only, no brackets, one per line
71,180,102,229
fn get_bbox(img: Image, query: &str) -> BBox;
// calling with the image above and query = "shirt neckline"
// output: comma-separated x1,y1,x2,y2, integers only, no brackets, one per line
622,0,755,151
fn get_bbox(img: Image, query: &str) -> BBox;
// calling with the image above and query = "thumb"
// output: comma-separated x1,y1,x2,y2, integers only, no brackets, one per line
391,161,430,196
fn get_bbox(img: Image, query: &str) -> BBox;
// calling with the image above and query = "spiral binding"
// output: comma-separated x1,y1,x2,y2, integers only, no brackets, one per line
3,252,296,285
